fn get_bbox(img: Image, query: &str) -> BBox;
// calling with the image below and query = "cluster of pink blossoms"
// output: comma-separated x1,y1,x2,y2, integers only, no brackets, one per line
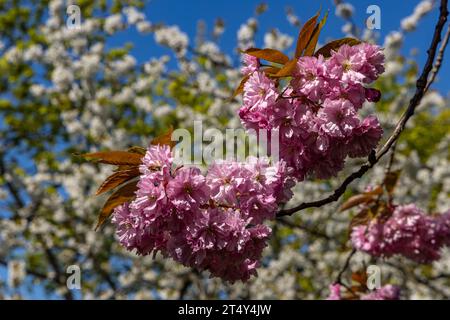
351,204,450,263
111,145,295,282
327,283,400,300
239,43,385,179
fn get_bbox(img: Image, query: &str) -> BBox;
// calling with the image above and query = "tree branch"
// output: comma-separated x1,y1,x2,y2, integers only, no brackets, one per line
277,0,449,217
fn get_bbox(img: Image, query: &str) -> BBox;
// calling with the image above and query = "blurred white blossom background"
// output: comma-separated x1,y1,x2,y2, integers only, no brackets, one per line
0,0,449,299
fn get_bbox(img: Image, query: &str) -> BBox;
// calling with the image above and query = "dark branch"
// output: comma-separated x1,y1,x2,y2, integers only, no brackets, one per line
277,0,449,217
0,259,50,282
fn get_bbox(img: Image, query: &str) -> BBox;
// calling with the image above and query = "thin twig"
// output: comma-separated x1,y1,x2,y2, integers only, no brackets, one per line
277,0,449,217
0,259,52,282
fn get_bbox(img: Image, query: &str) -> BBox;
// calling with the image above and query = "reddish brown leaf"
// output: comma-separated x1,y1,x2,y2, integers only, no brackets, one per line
95,181,138,231
349,209,373,230
295,13,319,58
127,146,147,155
272,59,297,78
363,185,384,196
96,167,140,196
244,48,289,65
314,37,361,58
232,74,250,98
81,151,143,166
304,11,328,56
342,293,360,300
151,126,177,148
340,194,376,212
263,66,281,75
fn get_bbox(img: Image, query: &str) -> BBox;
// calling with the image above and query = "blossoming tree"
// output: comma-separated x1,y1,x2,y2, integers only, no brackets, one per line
0,0,449,299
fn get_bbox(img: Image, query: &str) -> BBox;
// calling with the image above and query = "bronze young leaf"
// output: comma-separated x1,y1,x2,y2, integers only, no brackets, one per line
349,208,373,230
232,74,250,98
340,194,376,212
127,146,147,155
383,170,401,194
304,11,329,56
151,126,177,148
272,59,297,78
295,13,320,58
314,37,362,58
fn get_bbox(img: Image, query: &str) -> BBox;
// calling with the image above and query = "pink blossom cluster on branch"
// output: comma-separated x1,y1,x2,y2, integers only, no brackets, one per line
239,43,385,180
111,145,295,282
351,204,450,263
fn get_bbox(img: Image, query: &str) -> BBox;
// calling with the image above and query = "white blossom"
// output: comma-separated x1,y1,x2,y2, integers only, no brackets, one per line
335,3,354,19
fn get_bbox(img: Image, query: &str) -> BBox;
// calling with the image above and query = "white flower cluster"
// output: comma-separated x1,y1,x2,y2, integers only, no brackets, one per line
401,0,434,32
